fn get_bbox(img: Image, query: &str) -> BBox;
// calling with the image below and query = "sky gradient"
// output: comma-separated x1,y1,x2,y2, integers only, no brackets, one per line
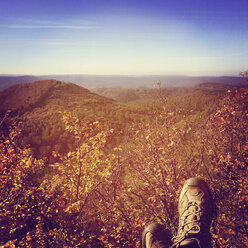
0,0,247,76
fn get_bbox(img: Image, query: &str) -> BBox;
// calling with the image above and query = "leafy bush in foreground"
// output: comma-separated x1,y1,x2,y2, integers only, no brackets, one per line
1,86,247,247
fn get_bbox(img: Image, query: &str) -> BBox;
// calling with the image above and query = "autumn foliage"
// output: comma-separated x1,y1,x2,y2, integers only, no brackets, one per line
0,114,57,247
0,85,248,247
207,87,248,247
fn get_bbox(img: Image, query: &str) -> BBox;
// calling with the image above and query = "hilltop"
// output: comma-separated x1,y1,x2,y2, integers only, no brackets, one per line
0,75,42,92
0,80,102,113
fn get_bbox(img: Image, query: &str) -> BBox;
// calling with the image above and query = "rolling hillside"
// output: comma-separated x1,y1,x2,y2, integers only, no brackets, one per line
0,80,149,159
0,79,233,160
92,83,235,103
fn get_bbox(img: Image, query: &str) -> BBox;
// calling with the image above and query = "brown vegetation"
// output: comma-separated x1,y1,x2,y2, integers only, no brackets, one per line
0,80,247,247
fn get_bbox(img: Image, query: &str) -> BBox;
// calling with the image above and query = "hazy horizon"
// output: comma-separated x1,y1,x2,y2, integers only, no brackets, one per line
0,73,243,77
0,0,247,76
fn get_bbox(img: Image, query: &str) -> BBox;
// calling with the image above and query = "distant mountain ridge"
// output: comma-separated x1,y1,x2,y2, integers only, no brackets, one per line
92,83,235,103
0,75,247,92
0,75,42,92
41,75,248,88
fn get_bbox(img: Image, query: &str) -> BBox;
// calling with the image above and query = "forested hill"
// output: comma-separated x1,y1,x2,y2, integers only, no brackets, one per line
0,80,149,158
0,79,234,160
0,80,99,112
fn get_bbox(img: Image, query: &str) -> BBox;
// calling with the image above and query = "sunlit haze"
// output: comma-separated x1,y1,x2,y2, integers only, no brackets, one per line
0,0,247,76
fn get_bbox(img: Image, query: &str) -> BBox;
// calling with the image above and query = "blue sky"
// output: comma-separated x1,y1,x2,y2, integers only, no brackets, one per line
0,0,247,76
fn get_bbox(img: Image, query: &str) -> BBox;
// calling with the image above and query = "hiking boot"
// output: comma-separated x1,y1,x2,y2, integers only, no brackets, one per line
142,223,173,248
171,177,213,248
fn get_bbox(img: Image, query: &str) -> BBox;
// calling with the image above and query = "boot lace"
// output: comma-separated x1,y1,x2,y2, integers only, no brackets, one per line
170,201,202,248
